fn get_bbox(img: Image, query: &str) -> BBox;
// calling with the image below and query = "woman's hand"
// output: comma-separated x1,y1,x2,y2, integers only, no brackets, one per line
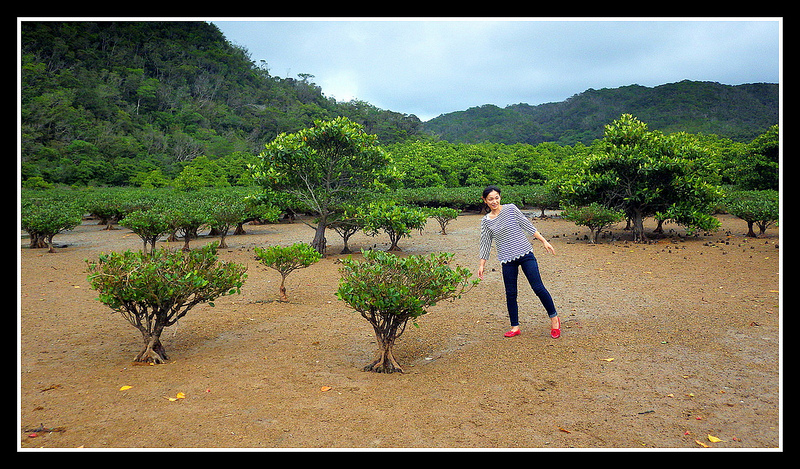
478,259,486,280
534,232,556,255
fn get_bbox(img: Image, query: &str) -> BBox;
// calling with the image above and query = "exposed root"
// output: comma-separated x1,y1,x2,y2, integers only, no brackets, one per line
134,340,169,364
363,349,404,374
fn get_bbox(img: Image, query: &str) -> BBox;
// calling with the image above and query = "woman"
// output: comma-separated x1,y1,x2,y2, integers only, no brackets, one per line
477,185,560,338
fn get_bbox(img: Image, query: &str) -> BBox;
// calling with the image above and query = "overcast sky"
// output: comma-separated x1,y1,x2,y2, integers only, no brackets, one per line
212,18,781,122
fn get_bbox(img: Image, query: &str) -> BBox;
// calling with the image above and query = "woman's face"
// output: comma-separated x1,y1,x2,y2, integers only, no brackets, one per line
483,190,501,211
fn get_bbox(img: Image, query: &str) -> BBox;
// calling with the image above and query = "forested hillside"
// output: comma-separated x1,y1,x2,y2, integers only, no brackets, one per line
20,21,779,188
422,81,778,145
20,21,422,186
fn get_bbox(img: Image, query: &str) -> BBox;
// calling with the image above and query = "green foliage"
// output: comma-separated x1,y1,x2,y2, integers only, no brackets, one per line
253,116,397,253
733,125,779,190
254,243,321,301
513,184,562,217
557,114,723,242
203,190,271,248
725,190,779,237
21,21,421,187
22,186,281,253
392,186,486,211
119,209,171,254
129,169,171,188
336,250,477,373
21,176,53,190
172,160,230,191
362,202,429,251
327,205,366,254
86,242,247,363
386,139,565,188
162,198,213,252
561,203,625,243
426,207,460,235
21,196,83,252
83,190,127,229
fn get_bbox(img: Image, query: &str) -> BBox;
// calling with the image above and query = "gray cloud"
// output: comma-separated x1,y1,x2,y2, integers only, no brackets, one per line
214,18,780,121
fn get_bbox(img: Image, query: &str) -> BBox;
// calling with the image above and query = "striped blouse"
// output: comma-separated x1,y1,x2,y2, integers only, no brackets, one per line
479,204,538,263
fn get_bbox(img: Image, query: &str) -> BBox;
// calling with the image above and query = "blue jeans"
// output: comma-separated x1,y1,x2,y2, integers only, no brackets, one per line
501,252,557,327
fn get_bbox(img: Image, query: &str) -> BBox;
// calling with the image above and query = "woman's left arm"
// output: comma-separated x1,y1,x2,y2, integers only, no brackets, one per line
533,230,556,255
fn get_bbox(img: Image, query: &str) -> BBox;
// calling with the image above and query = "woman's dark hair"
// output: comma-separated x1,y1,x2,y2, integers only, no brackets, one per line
482,185,501,199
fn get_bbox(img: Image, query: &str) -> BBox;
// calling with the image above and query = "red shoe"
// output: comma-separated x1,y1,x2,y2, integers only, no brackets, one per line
551,317,561,339
504,329,521,338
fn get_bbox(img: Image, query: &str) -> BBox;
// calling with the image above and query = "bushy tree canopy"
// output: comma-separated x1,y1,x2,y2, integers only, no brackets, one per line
557,114,723,242
253,116,397,254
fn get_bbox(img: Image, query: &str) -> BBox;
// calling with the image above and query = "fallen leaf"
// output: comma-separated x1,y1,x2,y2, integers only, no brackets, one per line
695,439,709,448
558,427,571,433
165,392,186,401
707,434,722,443
600,358,614,362
119,385,133,391
320,386,332,392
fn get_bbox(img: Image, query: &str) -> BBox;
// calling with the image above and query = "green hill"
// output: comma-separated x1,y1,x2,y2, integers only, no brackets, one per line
20,21,422,186
20,20,778,188
421,81,778,145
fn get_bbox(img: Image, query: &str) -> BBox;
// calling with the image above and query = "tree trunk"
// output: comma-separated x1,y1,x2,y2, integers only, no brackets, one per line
746,221,757,237
29,232,47,249
134,321,169,364
311,218,328,255
279,274,289,302
340,232,355,254
363,317,409,373
387,232,402,251
46,234,56,253
631,209,647,243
